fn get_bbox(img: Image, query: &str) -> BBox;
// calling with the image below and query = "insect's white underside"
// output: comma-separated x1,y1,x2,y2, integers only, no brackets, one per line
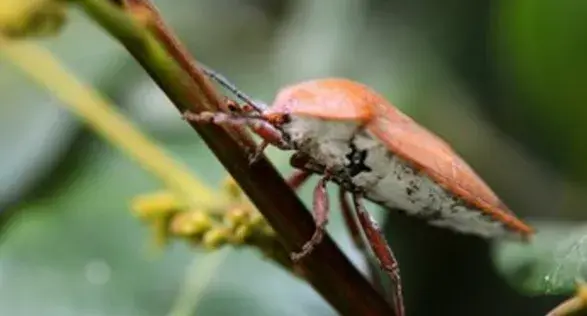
283,115,514,238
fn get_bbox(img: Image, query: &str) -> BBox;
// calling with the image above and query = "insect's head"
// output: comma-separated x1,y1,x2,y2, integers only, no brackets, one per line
200,64,293,130
262,111,290,128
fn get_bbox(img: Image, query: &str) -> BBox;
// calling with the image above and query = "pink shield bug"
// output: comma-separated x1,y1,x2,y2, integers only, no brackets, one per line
185,66,535,316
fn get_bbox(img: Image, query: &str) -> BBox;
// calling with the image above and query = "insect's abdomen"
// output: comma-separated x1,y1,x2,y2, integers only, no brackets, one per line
349,132,520,239
282,115,523,239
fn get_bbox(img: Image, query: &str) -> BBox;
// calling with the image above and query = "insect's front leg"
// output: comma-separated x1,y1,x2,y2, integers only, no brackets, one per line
286,169,313,191
290,173,331,262
183,108,291,164
289,152,354,263
352,193,405,316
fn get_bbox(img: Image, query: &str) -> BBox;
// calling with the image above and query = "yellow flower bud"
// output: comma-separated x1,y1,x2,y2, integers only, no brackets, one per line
222,176,242,201
249,212,266,228
232,225,252,244
224,206,250,228
261,223,276,237
202,227,230,249
170,210,213,237
0,0,66,38
131,191,181,220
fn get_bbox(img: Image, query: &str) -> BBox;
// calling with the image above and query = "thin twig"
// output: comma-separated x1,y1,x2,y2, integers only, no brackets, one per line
546,282,587,316
546,296,584,316
75,0,393,315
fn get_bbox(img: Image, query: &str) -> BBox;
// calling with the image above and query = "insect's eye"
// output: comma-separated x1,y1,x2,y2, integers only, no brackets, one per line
225,100,240,113
227,104,239,112
280,114,291,124
265,113,291,126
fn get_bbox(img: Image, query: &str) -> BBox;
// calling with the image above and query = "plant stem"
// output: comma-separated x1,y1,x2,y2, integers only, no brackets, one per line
75,0,394,314
546,296,585,316
0,36,218,210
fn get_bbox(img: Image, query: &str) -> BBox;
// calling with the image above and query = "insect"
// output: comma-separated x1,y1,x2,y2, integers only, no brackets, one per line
184,66,535,316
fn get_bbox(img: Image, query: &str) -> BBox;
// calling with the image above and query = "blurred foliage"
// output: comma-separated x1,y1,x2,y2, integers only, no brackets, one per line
0,8,124,212
493,0,587,182
494,221,587,296
0,0,67,38
1,0,586,315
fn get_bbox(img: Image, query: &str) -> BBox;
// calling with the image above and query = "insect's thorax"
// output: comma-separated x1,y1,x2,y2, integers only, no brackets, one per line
281,115,519,239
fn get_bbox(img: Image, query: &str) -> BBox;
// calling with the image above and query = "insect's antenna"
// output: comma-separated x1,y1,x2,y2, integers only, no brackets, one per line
199,64,267,114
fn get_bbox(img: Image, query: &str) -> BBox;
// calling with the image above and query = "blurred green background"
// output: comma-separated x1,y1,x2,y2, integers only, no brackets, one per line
1,0,586,315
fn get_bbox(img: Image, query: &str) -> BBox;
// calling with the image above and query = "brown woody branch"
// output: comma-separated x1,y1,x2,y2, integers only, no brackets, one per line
76,0,394,315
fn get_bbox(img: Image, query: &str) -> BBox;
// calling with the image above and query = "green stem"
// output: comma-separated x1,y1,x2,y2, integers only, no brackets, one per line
0,37,218,210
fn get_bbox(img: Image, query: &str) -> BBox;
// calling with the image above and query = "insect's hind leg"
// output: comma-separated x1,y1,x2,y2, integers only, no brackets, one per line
339,188,363,249
352,193,405,316
339,189,387,299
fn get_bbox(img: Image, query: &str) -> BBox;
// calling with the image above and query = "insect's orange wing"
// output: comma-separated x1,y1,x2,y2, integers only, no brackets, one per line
270,79,373,121
368,104,534,237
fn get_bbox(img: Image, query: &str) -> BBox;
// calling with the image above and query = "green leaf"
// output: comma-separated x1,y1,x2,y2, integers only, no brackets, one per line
492,220,587,296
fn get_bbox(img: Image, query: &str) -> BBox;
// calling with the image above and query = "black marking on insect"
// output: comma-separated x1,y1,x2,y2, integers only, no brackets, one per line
345,142,372,177
416,206,444,221
407,179,421,196
406,187,415,196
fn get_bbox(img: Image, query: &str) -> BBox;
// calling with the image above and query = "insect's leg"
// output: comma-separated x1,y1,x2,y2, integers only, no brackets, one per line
248,121,291,151
289,151,327,176
352,193,405,316
286,169,313,191
225,99,277,164
340,188,388,298
289,151,313,169
182,110,291,163
290,174,331,262
286,153,332,261
246,141,270,165
339,188,363,249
